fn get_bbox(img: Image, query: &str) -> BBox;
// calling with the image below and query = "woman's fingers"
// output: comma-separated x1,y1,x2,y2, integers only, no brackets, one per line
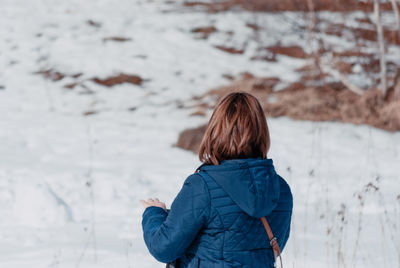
140,199,149,208
140,198,166,210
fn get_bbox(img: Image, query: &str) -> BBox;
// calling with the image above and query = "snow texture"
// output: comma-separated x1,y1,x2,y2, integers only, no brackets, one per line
0,0,399,267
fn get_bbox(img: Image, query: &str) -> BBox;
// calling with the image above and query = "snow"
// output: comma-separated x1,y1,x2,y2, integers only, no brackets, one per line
1,0,399,267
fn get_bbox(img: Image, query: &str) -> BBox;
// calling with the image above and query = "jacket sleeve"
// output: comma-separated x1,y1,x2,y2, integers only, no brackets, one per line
141,173,210,263
280,183,293,251
280,210,292,251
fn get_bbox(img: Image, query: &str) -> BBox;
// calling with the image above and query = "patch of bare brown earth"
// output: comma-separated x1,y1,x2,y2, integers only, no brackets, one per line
214,45,245,55
35,69,83,82
191,26,217,39
103,37,132,42
176,75,400,153
92,74,143,87
182,0,393,12
325,23,400,45
35,69,66,81
266,45,309,59
175,125,208,153
35,68,146,91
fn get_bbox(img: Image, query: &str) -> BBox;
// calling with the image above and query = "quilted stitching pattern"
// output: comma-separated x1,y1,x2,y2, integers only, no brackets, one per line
189,169,292,267
142,158,293,268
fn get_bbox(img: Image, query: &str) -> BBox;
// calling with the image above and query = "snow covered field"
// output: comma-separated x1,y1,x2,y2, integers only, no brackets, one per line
1,0,399,267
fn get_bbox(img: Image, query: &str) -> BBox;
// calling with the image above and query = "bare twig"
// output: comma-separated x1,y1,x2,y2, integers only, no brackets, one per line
393,64,400,97
390,0,400,37
322,53,365,95
338,73,365,95
395,79,400,96
306,0,324,76
306,0,316,31
76,123,97,267
374,0,388,97
351,193,365,267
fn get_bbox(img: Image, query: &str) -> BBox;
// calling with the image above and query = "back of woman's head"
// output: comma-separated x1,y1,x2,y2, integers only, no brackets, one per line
199,92,270,165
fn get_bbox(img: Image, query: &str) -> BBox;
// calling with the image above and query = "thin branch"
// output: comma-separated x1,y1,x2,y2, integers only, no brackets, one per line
322,53,365,95
390,0,400,37
306,0,325,79
374,0,388,97
337,73,365,95
391,0,400,96
395,79,400,97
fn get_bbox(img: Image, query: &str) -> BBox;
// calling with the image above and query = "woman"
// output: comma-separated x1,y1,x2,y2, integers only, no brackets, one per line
140,92,293,267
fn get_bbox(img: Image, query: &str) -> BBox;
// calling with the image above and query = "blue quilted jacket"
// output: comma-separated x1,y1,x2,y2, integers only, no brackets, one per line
142,158,293,267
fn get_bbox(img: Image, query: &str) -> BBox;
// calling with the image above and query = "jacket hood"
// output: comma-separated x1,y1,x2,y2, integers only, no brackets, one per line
198,158,280,218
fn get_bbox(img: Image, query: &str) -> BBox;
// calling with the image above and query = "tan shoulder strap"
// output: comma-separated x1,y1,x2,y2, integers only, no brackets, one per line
261,217,283,268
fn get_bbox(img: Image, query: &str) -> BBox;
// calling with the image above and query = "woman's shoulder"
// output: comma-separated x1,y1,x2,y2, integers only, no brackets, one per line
183,172,204,185
181,172,210,196
277,175,292,192
174,173,211,218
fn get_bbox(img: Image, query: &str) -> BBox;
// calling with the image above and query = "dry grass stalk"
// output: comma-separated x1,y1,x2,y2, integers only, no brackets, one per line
374,0,388,97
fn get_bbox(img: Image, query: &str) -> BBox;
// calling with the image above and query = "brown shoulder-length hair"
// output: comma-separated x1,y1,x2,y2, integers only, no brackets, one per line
199,92,270,165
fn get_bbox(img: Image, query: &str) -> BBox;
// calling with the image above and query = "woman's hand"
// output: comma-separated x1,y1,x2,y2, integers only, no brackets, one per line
140,198,167,211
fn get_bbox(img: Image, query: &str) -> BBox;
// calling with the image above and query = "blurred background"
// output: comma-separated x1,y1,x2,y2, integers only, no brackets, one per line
1,0,399,267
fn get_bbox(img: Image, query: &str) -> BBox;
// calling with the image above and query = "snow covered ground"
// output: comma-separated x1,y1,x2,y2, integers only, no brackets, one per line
1,0,399,267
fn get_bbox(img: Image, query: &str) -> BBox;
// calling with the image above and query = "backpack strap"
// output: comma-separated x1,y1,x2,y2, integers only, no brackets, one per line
261,217,283,268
